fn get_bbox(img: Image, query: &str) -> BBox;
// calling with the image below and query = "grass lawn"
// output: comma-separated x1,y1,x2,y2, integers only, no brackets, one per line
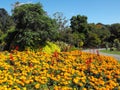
100,49,120,55
118,61,120,63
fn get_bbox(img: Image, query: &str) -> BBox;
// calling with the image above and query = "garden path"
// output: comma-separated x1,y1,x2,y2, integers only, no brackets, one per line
83,48,120,61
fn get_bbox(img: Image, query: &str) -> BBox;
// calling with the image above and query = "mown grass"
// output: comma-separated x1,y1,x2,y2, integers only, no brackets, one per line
118,60,120,63
100,49,120,55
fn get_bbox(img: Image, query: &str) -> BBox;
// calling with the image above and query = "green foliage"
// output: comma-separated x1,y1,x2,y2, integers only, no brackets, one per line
42,41,61,54
12,3,45,30
14,29,41,49
0,8,14,33
84,23,111,47
109,23,120,42
68,46,78,51
55,41,79,51
70,15,88,33
0,27,15,51
57,29,71,43
86,32,101,47
72,33,85,47
70,15,89,47
4,3,58,50
57,28,85,48
0,8,15,51
89,23,111,45
79,41,84,47
0,32,7,50
1,3,120,50
113,39,120,51
55,41,68,51
100,49,120,55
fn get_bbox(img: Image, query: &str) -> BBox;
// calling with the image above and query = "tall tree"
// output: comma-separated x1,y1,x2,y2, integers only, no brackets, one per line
109,23,120,42
53,12,68,30
0,8,14,33
70,15,88,33
0,8,15,51
4,3,58,50
70,15,88,47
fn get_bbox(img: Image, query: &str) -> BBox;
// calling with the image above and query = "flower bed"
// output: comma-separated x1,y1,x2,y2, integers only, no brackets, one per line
0,50,120,90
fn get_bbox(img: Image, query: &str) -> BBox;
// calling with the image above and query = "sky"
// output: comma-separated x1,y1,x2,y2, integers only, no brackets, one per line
1,0,120,25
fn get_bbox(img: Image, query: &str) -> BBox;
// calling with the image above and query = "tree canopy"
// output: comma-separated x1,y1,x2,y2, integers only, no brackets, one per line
0,2,120,51
4,3,58,50
70,15,88,33
0,8,14,32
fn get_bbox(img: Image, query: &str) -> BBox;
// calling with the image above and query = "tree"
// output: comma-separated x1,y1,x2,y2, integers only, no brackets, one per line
113,39,120,51
86,32,101,47
0,8,15,51
53,12,68,30
12,1,21,8
4,3,58,50
88,23,111,46
70,15,88,47
109,23,120,42
70,15,88,33
71,33,85,47
0,8,14,33
96,23,111,42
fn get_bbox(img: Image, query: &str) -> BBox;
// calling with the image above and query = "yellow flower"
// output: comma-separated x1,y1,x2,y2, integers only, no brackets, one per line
7,88,12,90
25,80,30,84
79,82,83,86
8,80,13,85
16,88,21,90
23,87,27,90
73,77,80,84
82,88,87,90
35,83,40,89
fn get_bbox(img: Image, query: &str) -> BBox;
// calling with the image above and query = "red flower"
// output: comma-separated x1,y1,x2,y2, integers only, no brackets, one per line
52,50,59,58
86,57,92,73
86,58,92,65
10,53,14,61
51,50,59,65
86,57,92,68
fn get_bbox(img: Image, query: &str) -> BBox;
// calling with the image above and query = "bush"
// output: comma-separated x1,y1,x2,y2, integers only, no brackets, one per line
114,39,120,51
42,41,61,54
55,41,68,51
